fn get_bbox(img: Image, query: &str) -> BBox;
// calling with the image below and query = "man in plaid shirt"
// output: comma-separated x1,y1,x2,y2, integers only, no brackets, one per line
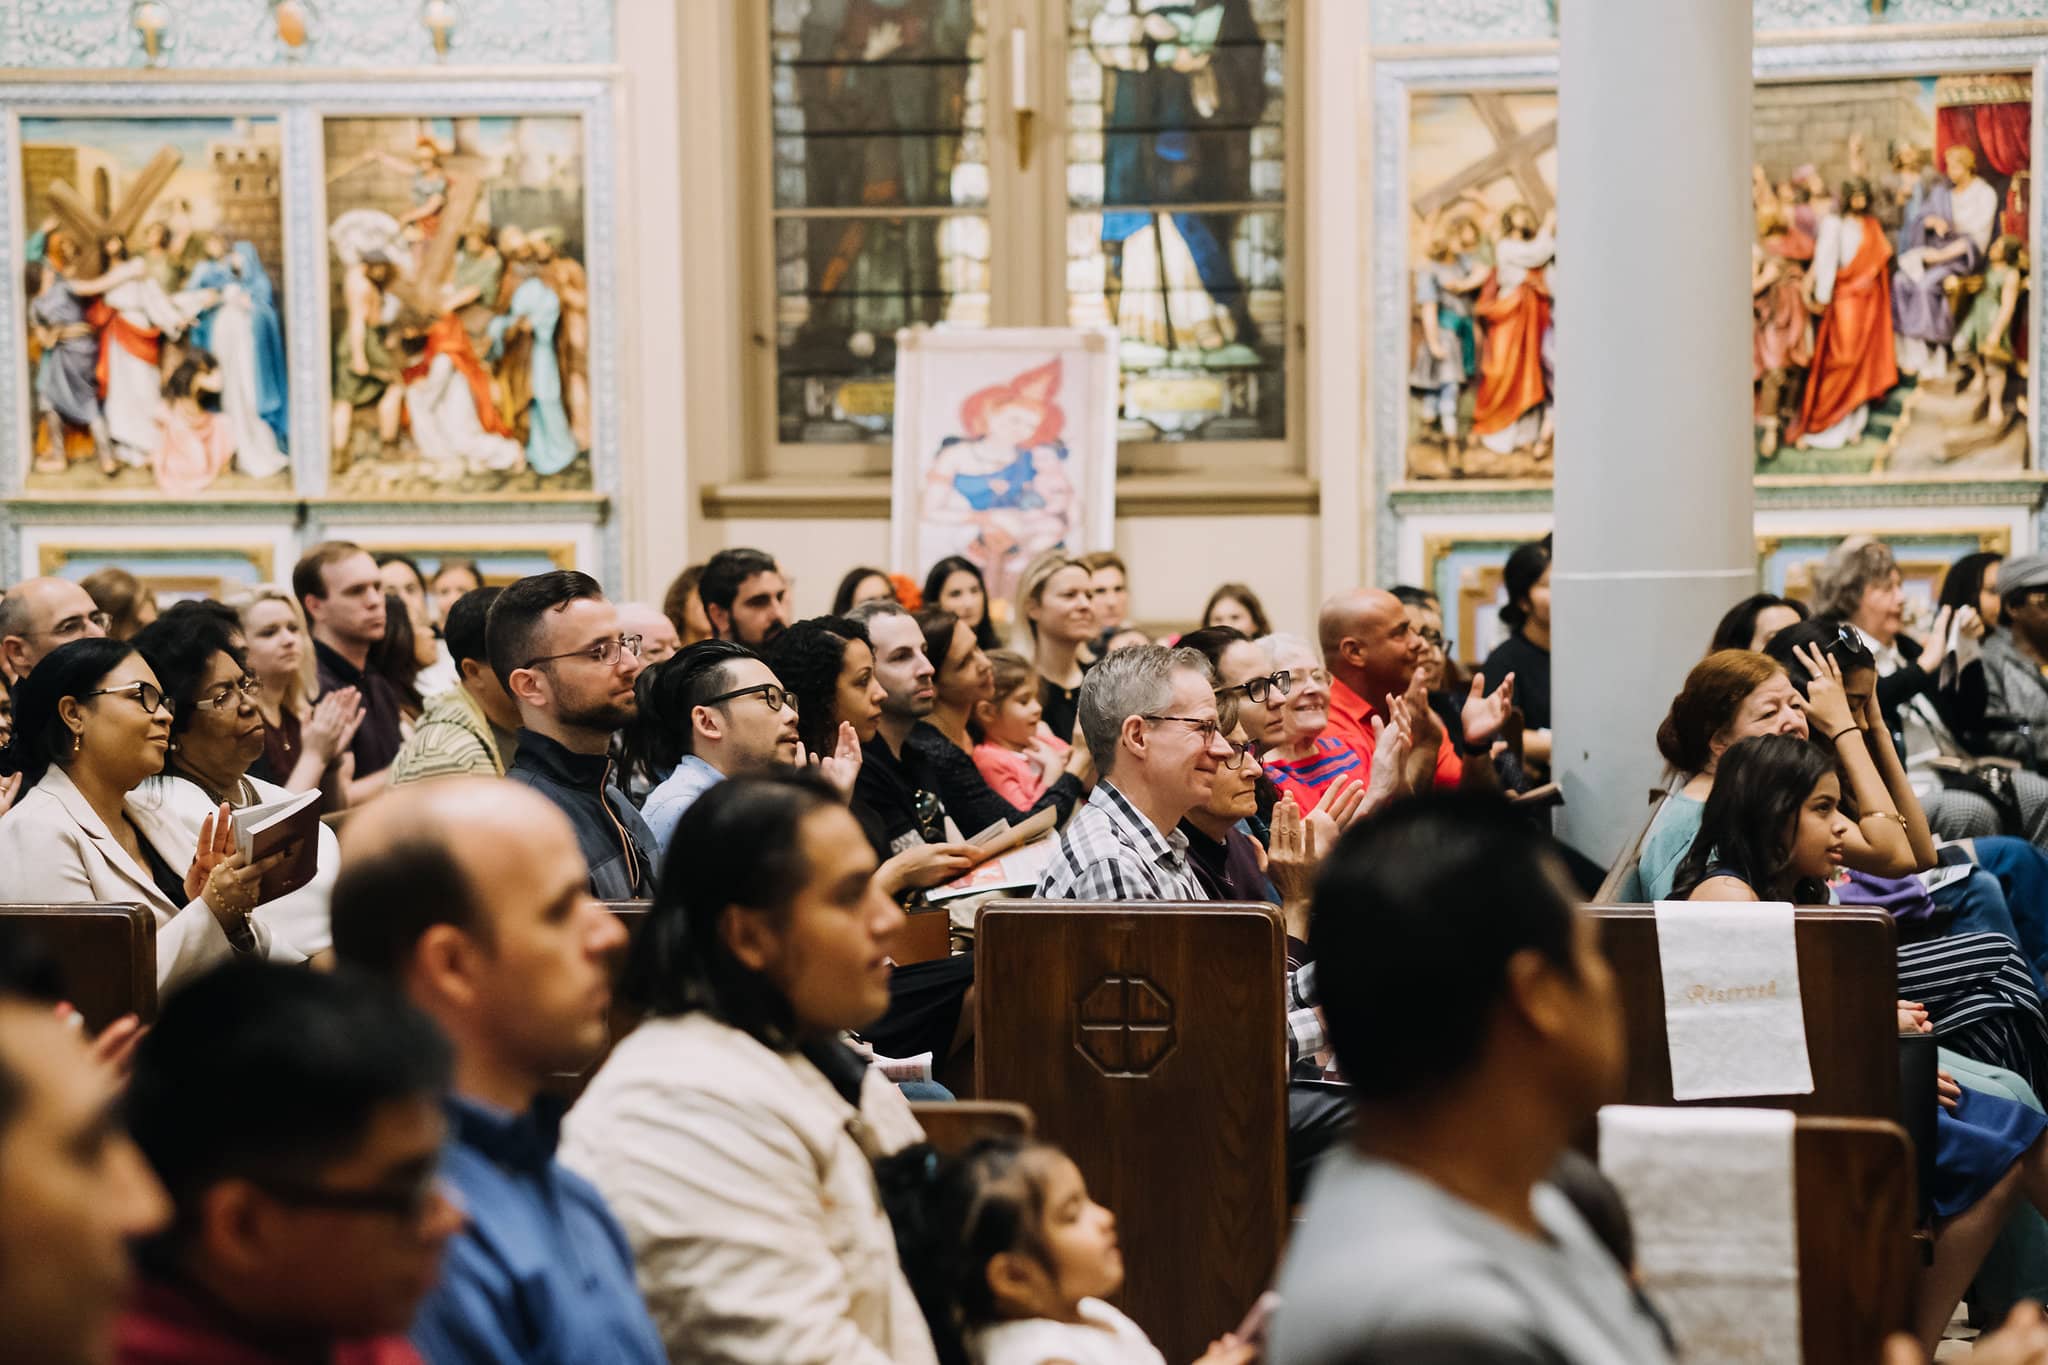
1035,646,1341,1192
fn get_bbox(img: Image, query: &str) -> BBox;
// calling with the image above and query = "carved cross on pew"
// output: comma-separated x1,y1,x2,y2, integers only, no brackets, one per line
44,146,182,277
1411,92,1556,225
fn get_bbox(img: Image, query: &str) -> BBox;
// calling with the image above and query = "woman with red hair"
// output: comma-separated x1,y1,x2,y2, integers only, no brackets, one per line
921,358,1077,601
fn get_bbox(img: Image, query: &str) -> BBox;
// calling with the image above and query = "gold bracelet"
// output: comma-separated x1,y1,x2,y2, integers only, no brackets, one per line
1858,811,1907,828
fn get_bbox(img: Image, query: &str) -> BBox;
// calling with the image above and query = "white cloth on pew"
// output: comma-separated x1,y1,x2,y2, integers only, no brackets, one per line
1653,900,1814,1100
1598,1105,1800,1365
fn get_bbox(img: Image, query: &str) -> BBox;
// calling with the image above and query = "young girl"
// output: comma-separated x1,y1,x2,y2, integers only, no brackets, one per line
898,1136,1255,1365
1674,733,2048,1353
973,650,1071,809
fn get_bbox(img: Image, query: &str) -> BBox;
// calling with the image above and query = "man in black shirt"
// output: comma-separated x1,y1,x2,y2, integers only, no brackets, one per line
295,541,403,797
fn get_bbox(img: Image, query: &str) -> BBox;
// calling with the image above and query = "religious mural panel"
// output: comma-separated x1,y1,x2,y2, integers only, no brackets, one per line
320,114,591,497
19,115,292,497
1401,71,2036,484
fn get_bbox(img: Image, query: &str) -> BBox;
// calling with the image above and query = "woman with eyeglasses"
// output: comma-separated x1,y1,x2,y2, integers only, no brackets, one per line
904,608,1092,834
1256,633,1368,814
0,637,295,990
131,605,340,961
1181,626,1289,753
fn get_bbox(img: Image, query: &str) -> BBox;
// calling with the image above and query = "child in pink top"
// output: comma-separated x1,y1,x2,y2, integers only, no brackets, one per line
973,650,1069,807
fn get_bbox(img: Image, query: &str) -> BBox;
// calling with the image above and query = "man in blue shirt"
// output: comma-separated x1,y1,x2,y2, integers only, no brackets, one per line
330,777,665,1365
639,639,801,858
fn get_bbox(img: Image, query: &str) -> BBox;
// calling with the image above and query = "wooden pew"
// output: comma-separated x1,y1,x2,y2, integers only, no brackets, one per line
1591,905,1899,1119
1598,1116,1916,1362
894,907,952,965
0,904,157,1030
1592,788,1671,905
910,1100,1034,1154
975,900,1286,1365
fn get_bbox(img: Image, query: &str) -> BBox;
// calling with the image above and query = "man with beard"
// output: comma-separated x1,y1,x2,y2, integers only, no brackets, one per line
489,571,657,897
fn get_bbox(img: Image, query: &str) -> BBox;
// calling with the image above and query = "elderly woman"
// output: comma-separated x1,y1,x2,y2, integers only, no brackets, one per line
0,638,287,990
1817,535,2048,845
1256,633,1365,812
561,771,939,1365
132,606,340,960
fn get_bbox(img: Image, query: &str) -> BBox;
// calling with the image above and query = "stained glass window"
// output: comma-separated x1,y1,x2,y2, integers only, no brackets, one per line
1065,0,1287,442
769,0,991,442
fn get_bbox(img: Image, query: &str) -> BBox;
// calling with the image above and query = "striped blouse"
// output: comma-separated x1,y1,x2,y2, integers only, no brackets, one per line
1263,736,1364,811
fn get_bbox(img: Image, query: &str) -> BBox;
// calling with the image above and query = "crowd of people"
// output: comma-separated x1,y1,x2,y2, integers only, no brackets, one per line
16,531,2048,1362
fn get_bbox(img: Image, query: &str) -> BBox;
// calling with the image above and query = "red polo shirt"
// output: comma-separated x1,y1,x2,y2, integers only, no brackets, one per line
1325,677,1463,788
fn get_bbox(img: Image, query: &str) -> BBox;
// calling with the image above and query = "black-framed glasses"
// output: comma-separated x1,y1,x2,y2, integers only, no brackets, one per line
1217,670,1292,705
704,682,797,715
254,1166,448,1224
192,675,262,711
81,681,169,717
1220,738,1256,770
26,609,112,640
523,634,643,670
1143,714,1224,743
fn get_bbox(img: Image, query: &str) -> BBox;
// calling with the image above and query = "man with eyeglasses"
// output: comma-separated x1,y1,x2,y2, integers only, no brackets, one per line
488,571,658,899
331,780,665,1365
116,961,464,1364
0,576,110,684
640,639,802,857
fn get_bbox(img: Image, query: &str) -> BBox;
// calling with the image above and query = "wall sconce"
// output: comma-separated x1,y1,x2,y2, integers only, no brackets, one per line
272,0,310,50
130,0,171,65
422,0,459,59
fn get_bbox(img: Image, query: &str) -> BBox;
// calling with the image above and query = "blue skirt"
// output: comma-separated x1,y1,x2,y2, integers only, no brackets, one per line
1935,1087,2048,1219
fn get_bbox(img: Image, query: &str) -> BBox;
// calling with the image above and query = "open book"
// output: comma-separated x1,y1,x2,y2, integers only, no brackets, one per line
926,839,1057,903
963,806,1057,859
234,788,321,902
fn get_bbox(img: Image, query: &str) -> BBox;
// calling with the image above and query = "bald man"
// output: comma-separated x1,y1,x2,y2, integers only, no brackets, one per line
0,577,109,683
1319,588,1514,792
330,780,664,1365
614,601,680,666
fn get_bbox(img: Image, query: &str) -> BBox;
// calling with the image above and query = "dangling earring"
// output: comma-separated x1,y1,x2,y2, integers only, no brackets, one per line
69,728,82,757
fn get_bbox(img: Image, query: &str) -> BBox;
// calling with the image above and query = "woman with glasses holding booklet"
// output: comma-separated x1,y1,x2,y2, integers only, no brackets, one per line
0,636,296,991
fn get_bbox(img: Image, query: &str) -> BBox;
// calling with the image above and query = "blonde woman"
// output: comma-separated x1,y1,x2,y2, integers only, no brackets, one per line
228,585,362,806
1012,549,1097,744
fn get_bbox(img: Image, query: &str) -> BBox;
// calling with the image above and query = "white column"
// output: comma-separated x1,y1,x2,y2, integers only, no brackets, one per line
1552,0,1756,864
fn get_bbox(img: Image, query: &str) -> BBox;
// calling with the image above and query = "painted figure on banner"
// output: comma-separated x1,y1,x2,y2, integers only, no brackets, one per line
322,115,591,496
18,116,291,495
921,359,1078,602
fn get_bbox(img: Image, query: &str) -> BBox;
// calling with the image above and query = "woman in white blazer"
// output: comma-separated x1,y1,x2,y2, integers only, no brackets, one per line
131,606,338,960
561,769,939,1365
0,638,283,993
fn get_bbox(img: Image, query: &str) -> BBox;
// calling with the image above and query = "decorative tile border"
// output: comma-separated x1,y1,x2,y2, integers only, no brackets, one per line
1371,1,2048,48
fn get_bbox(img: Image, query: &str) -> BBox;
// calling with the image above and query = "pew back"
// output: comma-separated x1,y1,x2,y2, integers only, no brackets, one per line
975,900,1287,1365
1791,1119,1917,1360
1591,905,1899,1118
0,904,156,1029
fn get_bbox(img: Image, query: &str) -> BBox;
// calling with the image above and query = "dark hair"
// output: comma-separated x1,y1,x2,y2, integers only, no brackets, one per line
291,540,366,611
1941,552,2005,629
330,836,484,978
1389,583,1440,611
698,548,778,623
1655,650,1790,774
0,924,66,1140
161,348,217,404
374,552,427,596
486,569,605,689
620,770,846,1043
1176,625,1249,676
763,617,868,758
916,608,965,683
636,640,762,769
1498,539,1552,632
661,563,705,639
1201,582,1270,638
79,566,155,641
832,567,895,617
125,961,450,1265
1310,792,1580,1102
369,591,423,713
1671,734,1838,903
431,559,483,593
923,556,1001,652
886,1136,1063,1365
1709,593,1810,654
1763,618,1876,696
132,607,249,739
0,638,137,788
442,586,502,669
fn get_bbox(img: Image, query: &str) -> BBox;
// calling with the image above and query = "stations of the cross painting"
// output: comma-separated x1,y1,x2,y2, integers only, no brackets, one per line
1411,93,1555,223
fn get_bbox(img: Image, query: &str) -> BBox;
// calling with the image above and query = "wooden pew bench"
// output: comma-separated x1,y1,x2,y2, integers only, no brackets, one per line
974,899,1287,1365
0,903,157,1030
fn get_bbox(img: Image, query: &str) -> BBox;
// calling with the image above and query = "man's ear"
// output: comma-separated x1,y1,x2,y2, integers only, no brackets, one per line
1119,714,1148,762
506,664,548,711
692,703,726,746
197,1181,270,1280
0,636,28,684
1502,946,1575,1043
411,924,485,1013
705,603,731,640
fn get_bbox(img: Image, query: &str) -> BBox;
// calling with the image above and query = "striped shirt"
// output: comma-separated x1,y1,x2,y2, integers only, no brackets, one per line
1263,736,1364,811
1035,781,1203,902
390,686,506,786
